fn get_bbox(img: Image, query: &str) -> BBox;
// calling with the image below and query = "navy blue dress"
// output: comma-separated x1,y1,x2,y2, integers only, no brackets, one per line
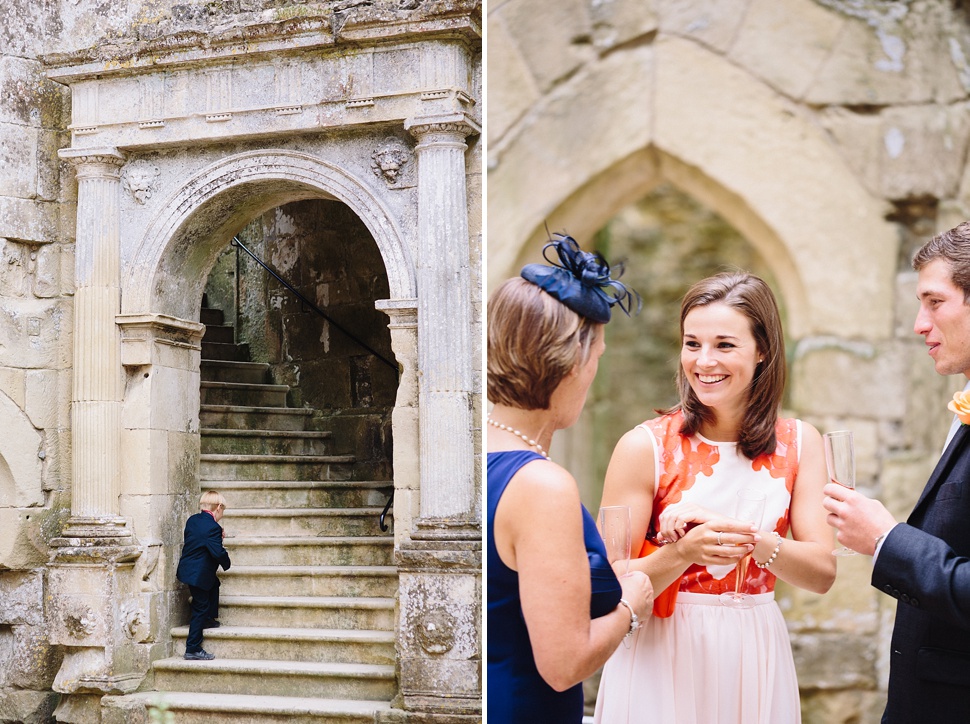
487,450,622,723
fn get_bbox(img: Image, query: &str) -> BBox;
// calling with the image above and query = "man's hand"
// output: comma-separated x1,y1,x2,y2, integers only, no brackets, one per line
822,483,897,555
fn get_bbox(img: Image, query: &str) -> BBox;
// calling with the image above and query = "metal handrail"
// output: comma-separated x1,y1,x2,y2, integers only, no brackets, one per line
230,236,399,375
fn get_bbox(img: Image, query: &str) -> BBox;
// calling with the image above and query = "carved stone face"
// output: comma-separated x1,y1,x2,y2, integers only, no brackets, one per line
122,163,160,204
371,144,411,184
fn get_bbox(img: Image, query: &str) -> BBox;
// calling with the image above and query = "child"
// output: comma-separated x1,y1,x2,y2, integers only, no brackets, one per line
176,490,231,660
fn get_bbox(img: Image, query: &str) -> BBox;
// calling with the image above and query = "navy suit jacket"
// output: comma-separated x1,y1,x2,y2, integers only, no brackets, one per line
176,511,231,591
872,423,970,723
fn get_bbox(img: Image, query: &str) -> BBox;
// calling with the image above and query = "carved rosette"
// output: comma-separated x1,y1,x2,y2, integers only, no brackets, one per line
416,606,457,655
63,605,98,640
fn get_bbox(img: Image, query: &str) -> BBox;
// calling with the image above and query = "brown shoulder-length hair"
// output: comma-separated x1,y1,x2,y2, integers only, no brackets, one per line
667,271,786,460
913,221,970,302
487,277,600,410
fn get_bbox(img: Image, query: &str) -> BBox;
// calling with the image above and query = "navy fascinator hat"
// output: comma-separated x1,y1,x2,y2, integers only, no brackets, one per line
520,234,641,324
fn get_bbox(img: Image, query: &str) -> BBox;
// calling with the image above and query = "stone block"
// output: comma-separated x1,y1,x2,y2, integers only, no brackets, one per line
656,0,750,53
791,630,877,689
25,368,61,430
805,5,964,105
590,0,658,52
32,241,63,297
119,428,166,499
879,452,937,522
0,367,26,409
7,622,63,690
0,688,60,724
0,122,39,199
728,0,843,99
0,569,44,626
0,510,48,570
0,298,71,369
0,196,57,245
801,688,885,724
791,342,907,420
496,0,594,94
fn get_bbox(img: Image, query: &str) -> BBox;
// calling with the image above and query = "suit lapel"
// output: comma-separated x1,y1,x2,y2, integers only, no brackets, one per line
912,422,970,516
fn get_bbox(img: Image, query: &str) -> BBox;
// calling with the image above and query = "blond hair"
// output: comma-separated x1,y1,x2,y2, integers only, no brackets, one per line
199,490,226,512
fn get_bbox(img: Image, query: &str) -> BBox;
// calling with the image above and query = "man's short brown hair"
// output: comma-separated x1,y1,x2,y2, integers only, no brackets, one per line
487,277,600,410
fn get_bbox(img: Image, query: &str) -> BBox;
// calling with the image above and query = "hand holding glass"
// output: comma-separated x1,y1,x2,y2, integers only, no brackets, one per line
824,430,857,556
719,488,766,609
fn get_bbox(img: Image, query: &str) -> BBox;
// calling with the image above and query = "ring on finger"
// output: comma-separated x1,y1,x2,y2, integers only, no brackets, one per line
717,531,723,546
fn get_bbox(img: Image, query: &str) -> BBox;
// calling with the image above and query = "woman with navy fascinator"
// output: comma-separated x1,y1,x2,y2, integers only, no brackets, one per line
486,234,653,723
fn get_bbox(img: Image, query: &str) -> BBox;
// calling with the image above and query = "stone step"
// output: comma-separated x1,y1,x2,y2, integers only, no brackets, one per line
102,692,392,724
202,324,235,344
201,454,356,481
200,359,271,384
207,480,393,509
200,307,225,326
201,429,333,457
223,507,390,537
220,566,397,599
202,341,251,361
200,405,314,431
217,595,396,629
171,626,396,665
201,381,290,407
152,658,397,700
227,537,393,567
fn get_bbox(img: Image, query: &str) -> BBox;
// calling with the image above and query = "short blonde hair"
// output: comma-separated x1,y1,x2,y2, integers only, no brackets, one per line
199,490,226,512
487,277,600,410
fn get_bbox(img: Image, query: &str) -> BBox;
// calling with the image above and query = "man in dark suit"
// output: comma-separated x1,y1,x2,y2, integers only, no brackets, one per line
823,220,970,723
176,490,231,661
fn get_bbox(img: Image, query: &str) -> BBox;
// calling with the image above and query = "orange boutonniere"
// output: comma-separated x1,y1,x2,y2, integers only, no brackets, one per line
948,390,970,425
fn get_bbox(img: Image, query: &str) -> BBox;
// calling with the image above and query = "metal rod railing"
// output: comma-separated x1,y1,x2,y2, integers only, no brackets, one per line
230,236,399,375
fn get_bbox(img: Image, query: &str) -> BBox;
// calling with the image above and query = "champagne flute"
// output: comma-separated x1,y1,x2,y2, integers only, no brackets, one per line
824,430,858,556
719,488,767,609
599,505,632,576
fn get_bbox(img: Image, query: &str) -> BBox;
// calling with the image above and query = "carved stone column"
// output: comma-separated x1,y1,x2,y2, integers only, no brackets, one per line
388,115,481,723
58,147,130,541
404,113,481,540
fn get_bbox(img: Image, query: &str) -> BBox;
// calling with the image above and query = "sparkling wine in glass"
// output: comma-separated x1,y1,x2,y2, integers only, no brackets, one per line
599,505,632,576
719,488,767,609
824,430,858,557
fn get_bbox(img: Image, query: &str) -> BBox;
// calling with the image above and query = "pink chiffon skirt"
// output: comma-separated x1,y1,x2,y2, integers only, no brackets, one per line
593,592,801,724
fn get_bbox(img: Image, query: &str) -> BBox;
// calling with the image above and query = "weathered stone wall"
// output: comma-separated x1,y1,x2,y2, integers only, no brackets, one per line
488,0,970,721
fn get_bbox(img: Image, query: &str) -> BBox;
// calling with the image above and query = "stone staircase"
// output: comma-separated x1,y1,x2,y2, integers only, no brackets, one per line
105,305,398,724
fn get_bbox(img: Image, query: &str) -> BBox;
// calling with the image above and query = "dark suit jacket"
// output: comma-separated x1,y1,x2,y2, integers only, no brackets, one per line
176,510,231,591
872,424,970,723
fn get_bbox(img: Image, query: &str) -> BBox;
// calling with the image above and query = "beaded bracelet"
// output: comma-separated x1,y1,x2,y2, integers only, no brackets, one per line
755,531,783,569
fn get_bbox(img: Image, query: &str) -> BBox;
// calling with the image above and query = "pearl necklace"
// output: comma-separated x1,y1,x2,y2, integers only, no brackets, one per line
487,417,550,459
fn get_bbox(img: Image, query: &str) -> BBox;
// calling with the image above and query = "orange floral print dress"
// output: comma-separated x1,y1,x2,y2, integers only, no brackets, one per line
594,411,803,724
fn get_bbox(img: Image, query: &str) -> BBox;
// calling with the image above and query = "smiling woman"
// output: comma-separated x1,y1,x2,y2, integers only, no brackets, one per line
592,271,837,724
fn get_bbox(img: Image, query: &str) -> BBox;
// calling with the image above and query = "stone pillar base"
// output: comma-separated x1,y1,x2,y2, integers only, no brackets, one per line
376,710,481,724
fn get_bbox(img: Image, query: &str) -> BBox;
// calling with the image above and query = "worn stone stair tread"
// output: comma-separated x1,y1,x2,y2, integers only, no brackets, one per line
201,404,313,415
201,429,333,438
229,536,393,545
115,691,392,715
223,507,386,518
202,453,356,463
170,625,395,643
201,381,291,391
153,658,395,677
201,360,268,368
220,593,395,608
223,565,396,577
207,479,392,488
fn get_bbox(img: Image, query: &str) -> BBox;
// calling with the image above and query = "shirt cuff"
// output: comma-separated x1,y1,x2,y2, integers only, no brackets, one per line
872,522,900,563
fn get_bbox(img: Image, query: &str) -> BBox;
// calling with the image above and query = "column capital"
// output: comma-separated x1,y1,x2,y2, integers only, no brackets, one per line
58,147,127,179
404,113,481,143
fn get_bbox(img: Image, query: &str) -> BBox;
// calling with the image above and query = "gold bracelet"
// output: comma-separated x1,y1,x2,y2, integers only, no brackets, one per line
755,531,783,569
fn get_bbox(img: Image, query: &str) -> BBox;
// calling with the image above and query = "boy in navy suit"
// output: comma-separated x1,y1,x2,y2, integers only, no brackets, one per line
177,490,231,660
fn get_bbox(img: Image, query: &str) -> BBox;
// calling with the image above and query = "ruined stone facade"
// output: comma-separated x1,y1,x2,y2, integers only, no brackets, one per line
489,0,970,722
0,1,481,722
